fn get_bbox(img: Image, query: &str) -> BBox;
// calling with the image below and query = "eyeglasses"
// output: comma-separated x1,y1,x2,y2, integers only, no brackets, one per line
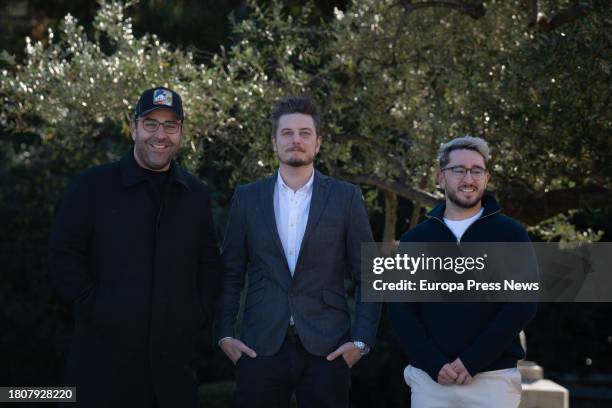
441,166,488,180
138,118,182,134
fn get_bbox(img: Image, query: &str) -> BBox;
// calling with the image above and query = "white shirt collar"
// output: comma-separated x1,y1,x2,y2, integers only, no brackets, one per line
277,169,315,194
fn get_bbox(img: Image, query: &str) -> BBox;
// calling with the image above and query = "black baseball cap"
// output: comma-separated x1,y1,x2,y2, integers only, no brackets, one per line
134,86,184,120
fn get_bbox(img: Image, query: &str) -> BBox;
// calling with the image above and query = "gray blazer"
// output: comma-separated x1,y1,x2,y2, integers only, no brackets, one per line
215,170,381,356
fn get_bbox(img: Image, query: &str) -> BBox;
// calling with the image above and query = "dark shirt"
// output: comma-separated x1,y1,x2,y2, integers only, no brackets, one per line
143,168,170,213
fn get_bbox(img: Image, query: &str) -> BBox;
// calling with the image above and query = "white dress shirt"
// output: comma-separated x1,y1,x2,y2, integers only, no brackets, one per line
274,170,315,275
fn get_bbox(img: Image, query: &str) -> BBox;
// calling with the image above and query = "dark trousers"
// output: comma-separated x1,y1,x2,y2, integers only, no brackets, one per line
234,327,351,408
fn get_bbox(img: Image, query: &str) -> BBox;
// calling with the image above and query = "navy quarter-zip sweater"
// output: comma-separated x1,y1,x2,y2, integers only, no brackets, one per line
388,195,537,381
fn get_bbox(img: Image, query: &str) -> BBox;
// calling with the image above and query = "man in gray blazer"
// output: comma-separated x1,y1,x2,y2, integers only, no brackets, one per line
215,96,381,408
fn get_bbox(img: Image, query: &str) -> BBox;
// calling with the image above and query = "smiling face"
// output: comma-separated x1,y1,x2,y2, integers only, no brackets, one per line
438,148,490,209
131,108,182,171
272,113,321,168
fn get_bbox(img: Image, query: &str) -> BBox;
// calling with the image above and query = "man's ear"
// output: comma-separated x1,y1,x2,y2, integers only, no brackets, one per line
130,120,137,141
271,136,277,152
437,171,445,189
315,134,321,154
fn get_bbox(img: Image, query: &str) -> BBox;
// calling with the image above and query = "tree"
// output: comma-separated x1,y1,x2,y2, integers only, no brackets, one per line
192,0,611,240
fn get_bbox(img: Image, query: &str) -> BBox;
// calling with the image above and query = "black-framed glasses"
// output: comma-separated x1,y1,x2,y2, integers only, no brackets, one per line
441,166,488,180
138,118,182,134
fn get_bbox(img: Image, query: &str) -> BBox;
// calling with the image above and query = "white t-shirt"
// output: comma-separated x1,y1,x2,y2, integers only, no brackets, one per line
444,208,484,242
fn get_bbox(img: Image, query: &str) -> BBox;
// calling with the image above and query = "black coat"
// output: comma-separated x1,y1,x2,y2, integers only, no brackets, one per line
49,152,222,408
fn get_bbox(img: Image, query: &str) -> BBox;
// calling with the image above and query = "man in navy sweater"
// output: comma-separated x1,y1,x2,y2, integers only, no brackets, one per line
389,136,537,407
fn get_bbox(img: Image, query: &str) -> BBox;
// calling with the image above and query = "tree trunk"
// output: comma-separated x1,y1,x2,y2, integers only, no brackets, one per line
409,203,422,231
383,190,398,243
339,172,609,226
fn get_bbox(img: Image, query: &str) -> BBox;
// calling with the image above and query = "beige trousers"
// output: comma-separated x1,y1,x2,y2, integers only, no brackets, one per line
404,365,522,408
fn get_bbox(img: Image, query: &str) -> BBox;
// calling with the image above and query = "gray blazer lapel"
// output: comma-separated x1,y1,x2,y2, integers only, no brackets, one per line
295,170,331,270
259,172,290,271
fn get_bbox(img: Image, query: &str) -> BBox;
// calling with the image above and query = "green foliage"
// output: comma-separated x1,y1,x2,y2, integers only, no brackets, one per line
1,0,226,174
2,0,610,217
528,211,604,242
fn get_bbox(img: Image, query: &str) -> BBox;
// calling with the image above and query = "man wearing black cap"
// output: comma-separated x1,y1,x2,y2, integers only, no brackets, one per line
49,87,222,408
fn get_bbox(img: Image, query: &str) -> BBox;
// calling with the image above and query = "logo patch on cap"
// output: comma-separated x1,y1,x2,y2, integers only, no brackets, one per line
153,89,173,107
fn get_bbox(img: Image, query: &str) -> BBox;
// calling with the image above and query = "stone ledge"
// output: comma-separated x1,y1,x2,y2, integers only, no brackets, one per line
520,379,569,408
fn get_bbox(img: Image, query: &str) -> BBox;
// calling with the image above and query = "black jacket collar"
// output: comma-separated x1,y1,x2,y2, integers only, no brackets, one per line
119,151,190,189
427,193,501,222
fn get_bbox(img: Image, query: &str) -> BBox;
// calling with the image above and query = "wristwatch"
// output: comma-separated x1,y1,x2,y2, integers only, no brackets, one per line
353,340,371,355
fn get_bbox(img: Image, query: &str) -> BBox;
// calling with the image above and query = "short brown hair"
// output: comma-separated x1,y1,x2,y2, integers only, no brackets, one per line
437,136,490,168
270,96,321,137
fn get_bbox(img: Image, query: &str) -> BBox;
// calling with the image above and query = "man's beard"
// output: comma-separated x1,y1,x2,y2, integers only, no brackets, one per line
281,150,315,167
446,185,485,209
133,128,179,171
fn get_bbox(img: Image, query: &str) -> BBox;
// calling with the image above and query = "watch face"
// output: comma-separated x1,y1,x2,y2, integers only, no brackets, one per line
353,341,370,354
